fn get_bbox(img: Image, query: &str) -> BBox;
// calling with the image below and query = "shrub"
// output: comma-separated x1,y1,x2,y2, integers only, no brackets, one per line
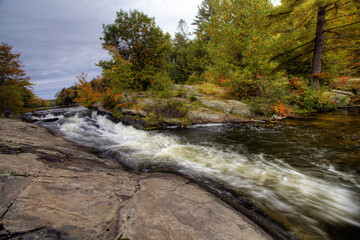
186,73,206,84
174,85,187,98
149,72,174,98
300,88,337,111
271,101,294,116
195,82,219,95
143,100,188,125
288,77,337,112
74,73,102,108
350,95,360,104
248,78,290,117
189,93,197,101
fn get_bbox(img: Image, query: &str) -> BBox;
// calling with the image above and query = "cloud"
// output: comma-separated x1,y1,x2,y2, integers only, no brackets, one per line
0,0,203,99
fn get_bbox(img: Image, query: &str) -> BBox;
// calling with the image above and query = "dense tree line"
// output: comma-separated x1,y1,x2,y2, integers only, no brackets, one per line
57,0,360,116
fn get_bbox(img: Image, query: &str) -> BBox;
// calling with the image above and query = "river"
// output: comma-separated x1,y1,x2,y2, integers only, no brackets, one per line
28,107,360,240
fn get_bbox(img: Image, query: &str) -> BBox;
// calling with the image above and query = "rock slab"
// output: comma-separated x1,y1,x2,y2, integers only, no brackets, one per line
0,119,272,240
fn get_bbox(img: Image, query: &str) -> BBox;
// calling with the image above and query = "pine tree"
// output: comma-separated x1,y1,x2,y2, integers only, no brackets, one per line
193,0,215,40
187,37,211,78
270,0,360,89
206,0,276,97
170,19,191,83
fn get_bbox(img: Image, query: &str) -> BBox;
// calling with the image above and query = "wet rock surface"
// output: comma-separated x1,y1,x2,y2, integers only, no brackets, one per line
0,119,272,240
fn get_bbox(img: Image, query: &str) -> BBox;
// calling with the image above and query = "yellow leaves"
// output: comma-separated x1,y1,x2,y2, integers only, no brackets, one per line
74,73,102,107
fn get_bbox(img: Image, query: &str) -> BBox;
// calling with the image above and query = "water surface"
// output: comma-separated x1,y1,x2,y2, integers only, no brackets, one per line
33,108,360,240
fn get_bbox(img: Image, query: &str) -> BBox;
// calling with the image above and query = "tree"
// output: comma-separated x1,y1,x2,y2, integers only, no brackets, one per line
101,45,133,97
185,0,214,81
74,73,102,108
0,43,31,87
0,43,39,114
205,0,276,97
55,85,78,106
270,0,360,89
176,19,191,41
100,9,171,90
186,37,211,78
193,0,215,40
170,19,191,83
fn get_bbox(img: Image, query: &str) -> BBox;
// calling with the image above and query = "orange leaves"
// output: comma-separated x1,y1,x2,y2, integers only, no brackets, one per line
74,73,102,107
0,43,44,113
271,101,294,116
105,87,122,102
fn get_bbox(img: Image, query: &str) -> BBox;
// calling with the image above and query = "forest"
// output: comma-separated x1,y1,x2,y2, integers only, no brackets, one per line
3,0,360,118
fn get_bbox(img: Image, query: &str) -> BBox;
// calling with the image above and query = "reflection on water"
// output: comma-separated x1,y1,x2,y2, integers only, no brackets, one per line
34,108,360,240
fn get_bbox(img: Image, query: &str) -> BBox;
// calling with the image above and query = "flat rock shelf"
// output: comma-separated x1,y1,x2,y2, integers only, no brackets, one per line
0,119,272,240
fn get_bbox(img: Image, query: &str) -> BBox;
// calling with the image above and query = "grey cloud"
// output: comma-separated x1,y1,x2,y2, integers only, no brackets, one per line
0,0,202,99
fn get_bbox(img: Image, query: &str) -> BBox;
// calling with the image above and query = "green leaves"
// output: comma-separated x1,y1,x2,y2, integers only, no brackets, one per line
270,0,360,78
101,45,133,96
100,9,171,90
204,0,276,97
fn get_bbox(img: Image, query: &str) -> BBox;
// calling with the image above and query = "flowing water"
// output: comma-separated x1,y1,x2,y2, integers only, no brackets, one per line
30,107,360,240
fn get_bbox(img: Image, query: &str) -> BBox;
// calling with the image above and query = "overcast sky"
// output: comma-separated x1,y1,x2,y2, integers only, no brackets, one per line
0,0,204,99
0,0,280,99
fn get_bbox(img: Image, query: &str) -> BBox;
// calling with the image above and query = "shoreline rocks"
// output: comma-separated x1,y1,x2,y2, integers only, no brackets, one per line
0,119,275,240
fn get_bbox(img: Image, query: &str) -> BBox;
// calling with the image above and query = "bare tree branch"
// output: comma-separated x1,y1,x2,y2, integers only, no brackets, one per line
324,20,360,32
326,13,358,22
325,35,360,40
288,49,314,62
280,12,314,33
326,30,342,36
268,10,293,18
326,1,351,12
269,39,315,62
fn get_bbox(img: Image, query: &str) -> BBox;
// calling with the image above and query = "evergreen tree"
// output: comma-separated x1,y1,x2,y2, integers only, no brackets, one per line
193,0,215,40
170,19,191,83
186,37,211,78
55,86,78,106
206,0,276,97
270,0,360,89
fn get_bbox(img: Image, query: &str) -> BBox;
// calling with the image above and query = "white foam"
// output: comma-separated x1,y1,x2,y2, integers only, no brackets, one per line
58,112,360,232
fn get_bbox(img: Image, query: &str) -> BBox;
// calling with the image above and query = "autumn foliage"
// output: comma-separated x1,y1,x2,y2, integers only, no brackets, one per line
66,3,359,117
74,73,102,107
0,43,47,115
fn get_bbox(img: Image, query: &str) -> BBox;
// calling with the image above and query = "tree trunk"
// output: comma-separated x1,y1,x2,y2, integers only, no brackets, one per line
311,6,326,90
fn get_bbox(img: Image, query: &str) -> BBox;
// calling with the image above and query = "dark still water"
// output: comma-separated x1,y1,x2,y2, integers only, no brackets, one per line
31,108,360,240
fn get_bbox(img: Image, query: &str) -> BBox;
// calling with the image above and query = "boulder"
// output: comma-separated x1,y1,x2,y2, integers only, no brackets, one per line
200,99,253,117
200,99,233,113
162,117,185,126
188,110,226,123
93,101,112,114
122,108,138,115
227,100,253,117
325,91,353,105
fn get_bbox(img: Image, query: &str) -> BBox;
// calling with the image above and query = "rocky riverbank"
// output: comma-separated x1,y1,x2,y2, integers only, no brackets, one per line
91,83,359,130
91,84,266,130
0,118,274,240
